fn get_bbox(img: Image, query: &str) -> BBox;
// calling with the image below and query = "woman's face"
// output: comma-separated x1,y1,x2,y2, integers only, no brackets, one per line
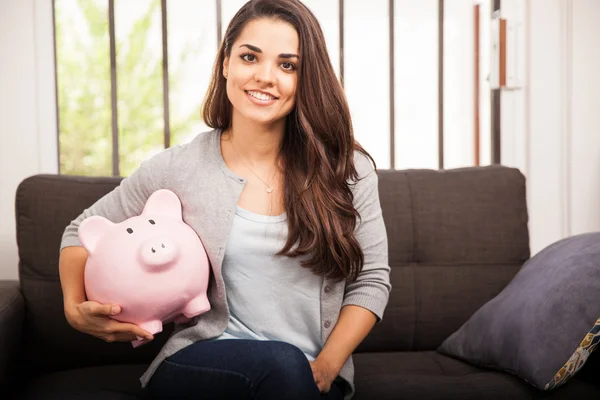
223,18,300,127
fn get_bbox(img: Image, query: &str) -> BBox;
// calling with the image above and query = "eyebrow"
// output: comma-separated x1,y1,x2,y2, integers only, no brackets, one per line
239,44,299,59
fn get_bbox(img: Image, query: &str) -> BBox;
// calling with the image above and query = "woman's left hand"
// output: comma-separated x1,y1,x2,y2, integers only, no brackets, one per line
309,358,338,393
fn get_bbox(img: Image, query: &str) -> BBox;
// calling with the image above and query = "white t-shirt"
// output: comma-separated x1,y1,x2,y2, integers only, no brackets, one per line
213,205,324,361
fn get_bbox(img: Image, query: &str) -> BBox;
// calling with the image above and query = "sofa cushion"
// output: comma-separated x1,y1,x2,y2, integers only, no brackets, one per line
12,352,600,400
18,364,149,399
356,263,522,353
358,166,530,353
0,280,24,389
438,232,600,391
352,351,599,400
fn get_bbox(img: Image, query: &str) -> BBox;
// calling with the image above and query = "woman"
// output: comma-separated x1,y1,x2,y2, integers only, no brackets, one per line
59,1,391,399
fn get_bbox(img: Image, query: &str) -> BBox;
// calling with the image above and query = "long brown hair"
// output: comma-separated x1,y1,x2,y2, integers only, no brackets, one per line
202,0,376,282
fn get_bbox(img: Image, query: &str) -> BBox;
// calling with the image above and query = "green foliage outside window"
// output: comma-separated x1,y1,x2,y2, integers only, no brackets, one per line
55,0,201,177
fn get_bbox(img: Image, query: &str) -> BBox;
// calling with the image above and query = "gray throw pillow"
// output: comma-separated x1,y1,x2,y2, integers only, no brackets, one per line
437,232,600,390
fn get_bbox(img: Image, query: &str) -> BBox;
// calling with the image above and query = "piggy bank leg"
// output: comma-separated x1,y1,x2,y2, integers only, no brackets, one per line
131,338,149,348
131,320,163,348
138,319,163,335
182,294,211,317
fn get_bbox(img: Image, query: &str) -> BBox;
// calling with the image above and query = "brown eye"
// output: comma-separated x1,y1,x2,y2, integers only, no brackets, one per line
281,62,295,71
241,53,257,62
149,219,155,225
127,228,133,234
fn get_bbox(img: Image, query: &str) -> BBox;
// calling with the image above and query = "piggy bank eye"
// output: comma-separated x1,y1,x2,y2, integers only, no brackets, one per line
149,219,156,225
126,228,133,234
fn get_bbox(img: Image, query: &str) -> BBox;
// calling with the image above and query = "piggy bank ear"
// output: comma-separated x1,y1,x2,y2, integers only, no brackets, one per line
142,189,183,220
78,216,115,255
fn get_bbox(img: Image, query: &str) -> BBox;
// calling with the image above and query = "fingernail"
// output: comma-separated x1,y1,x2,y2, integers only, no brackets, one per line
111,306,119,315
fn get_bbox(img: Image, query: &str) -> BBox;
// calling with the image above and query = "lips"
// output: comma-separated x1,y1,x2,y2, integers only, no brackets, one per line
245,90,278,106
245,90,278,101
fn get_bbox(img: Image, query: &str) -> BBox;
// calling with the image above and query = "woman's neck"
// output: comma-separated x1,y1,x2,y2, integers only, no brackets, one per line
225,116,285,166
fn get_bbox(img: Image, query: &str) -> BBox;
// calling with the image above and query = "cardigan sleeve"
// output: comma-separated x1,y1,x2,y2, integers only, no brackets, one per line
59,148,175,251
342,153,392,322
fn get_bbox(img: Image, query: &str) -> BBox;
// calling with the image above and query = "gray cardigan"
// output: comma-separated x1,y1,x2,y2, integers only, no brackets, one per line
60,129,392,399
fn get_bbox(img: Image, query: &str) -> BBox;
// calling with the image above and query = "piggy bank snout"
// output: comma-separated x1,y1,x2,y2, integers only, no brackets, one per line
139,237,180,268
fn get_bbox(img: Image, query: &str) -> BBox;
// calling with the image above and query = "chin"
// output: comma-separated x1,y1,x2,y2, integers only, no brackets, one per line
241,110,281,125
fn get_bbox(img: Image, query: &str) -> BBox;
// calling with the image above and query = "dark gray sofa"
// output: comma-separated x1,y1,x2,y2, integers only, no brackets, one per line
1,166,599,399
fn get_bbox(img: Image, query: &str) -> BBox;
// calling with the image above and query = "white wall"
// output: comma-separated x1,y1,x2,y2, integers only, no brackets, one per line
569,0,600,238
499,0,527,173
0,0,58,280
502,0,600,255
443,0,475,169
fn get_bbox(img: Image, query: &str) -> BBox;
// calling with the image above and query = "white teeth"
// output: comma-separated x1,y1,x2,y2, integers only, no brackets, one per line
248,91,275,101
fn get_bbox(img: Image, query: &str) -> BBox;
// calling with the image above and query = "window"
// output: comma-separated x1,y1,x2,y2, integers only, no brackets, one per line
54,0,494,176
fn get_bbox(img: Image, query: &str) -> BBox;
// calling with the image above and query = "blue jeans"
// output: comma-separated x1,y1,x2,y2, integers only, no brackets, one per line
147,339,346,400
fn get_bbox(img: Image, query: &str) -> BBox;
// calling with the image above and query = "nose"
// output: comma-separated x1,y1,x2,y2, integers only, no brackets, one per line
254,64,276,85
138,237,179,269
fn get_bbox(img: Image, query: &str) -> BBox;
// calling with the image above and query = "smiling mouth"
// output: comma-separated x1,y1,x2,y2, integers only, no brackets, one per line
245,90,278,101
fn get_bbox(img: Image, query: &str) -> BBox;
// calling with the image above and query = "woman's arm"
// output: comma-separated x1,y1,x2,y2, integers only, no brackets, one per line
60,246,88,311
341,161,392,322
59,150,173,341
311,154,392,391
314,304,376,371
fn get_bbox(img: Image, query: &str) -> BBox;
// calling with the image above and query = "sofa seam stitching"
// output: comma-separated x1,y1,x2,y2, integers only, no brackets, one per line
404,171,418,350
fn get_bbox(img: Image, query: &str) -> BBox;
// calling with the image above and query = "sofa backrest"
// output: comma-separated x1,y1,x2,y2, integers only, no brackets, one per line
15,165,529,373
356,165,530,353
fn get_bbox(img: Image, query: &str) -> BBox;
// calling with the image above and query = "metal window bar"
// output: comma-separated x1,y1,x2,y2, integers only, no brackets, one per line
491,0,501,164
438,0,445,170
52,1,61,168
161,0,171,149
474,3,481,166
216,0,222,50
388,0,395,169
339,0,345,88
108,0,119,177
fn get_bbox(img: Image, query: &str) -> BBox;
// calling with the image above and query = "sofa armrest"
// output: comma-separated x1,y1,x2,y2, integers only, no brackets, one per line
0,280,24,388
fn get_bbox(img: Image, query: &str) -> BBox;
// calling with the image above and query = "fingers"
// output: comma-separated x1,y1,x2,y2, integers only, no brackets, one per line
309,363,322,392
109,320,154,341
102,332,138,343
100,322,153,343
308,363,330,394
316,381,326,393
72,301,157,344
316,380,330,394
85,302,120,317
77,302,154,343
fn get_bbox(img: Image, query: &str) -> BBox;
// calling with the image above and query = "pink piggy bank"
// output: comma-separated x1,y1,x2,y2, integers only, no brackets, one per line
78,189,211,347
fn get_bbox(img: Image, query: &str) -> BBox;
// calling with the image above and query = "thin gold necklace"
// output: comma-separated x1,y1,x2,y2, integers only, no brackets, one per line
230,139,277,194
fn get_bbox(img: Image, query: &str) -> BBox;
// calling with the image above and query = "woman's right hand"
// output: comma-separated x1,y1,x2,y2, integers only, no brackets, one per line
65,301,154,343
